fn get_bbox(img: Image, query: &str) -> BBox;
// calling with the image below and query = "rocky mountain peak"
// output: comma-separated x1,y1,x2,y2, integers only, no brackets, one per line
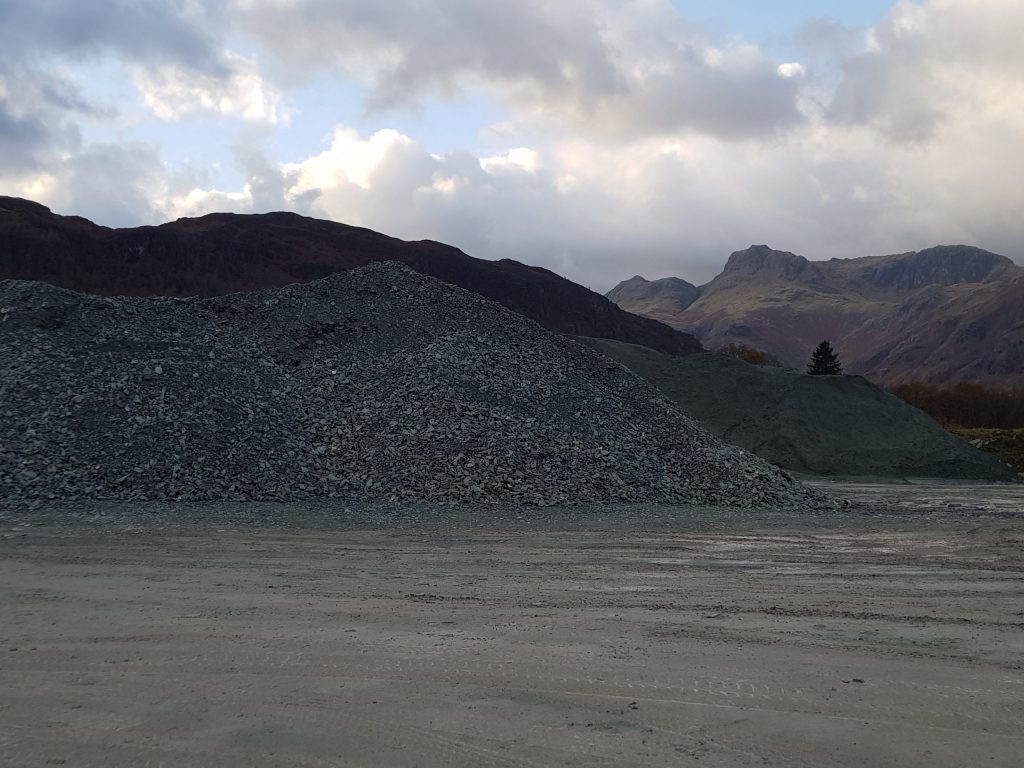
852,245,1017,291
722,245,812,280
607,274,700,313
608,241,1024,387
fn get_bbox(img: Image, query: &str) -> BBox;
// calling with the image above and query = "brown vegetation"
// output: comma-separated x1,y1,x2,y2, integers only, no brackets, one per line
890,381,1024,429
717,343,778,366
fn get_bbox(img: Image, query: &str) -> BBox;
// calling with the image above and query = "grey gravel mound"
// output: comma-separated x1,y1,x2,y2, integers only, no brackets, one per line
0,263,823,507
580,338,1014,481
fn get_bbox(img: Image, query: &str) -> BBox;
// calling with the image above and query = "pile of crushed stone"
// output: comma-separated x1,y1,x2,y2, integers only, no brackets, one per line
1,262,824,507
581,338,1015,481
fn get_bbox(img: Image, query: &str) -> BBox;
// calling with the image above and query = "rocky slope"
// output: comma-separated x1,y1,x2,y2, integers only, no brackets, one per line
0,196,701,357
0,262,818,507
608,245,1024,385
580,339,1014,481
603,275,699,327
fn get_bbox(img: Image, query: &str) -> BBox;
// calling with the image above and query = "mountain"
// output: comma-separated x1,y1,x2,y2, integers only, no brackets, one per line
0,197,702,357
605,275,699,327
608,244,1024,385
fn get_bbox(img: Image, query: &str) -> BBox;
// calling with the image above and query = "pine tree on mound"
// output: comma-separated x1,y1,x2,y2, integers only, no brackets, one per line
807,341,843,375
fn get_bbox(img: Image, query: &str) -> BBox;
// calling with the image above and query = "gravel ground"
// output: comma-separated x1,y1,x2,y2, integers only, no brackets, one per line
2,479,1019,536
0,481,1021,768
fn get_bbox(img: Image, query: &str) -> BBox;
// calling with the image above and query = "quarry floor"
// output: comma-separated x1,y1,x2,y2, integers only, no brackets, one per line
1,481,1022,767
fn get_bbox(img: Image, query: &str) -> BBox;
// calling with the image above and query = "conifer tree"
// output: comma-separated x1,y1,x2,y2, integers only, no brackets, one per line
807,340,843,375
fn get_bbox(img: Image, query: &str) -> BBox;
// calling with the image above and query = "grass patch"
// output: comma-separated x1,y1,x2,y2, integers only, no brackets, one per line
951,427,1024,475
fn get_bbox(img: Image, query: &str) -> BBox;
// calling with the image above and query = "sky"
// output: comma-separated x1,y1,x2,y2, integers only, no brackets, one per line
2,0,1022,290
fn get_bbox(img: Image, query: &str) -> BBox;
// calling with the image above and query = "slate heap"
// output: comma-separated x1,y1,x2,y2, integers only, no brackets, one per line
1,262,821,507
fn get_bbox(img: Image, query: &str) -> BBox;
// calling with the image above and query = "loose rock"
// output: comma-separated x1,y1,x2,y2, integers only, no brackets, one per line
1,263,825,508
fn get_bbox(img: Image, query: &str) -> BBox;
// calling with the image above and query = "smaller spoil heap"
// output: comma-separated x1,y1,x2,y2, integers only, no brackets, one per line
581,339,1014,481
1,262,822,507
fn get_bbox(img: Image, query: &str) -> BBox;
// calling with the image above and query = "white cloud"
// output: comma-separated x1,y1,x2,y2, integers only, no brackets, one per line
284,128,416,192
480,148,540,174
777,62,806,79
133,51,287,124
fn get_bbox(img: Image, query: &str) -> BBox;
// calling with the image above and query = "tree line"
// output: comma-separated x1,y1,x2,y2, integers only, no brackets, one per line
889,381,1024,429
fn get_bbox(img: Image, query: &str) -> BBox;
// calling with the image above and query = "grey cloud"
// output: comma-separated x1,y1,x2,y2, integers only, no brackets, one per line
169,147,320,219
235,0,623,106
811,8,946,142
0,1,243,192
234,0,803,139
827,51,943,142
0,68,88,173
233,146,298,212
606,65,801,140
0,0,227,73
51,143,166,227
0,103,50,172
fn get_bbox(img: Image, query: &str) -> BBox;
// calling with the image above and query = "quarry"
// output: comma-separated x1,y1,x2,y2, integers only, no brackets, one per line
1,264,1022,767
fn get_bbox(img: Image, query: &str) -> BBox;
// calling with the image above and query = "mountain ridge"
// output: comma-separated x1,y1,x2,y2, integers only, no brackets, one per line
0,196,702,357
608,244,1024,386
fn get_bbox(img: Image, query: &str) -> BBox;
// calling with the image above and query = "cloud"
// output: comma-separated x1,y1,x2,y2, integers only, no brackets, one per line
3,0,1024,293
35,142,169,227
0,102,52,173
0,0,290,231
0,66,95,175
777,62,806,79
149,124,895,287
166,145,318,220
820,0,1024,141
133,51,286,123
0,0,280,173
480,148,541,175
0,2,189,166
233,0,803,140
0,0,227,73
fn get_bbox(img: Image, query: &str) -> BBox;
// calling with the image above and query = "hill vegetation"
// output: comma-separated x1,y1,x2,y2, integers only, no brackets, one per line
890,382,1024,429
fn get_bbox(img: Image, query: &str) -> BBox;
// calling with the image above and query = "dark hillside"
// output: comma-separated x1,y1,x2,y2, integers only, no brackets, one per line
0,197,702,356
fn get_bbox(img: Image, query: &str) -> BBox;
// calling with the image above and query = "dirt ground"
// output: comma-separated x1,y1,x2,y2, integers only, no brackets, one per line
1,481,1022,767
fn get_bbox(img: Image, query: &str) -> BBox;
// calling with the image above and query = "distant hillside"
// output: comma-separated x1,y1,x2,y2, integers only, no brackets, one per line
0,197,702,357
580,338,1014,481
608,244,1024,386
605,275,699,327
